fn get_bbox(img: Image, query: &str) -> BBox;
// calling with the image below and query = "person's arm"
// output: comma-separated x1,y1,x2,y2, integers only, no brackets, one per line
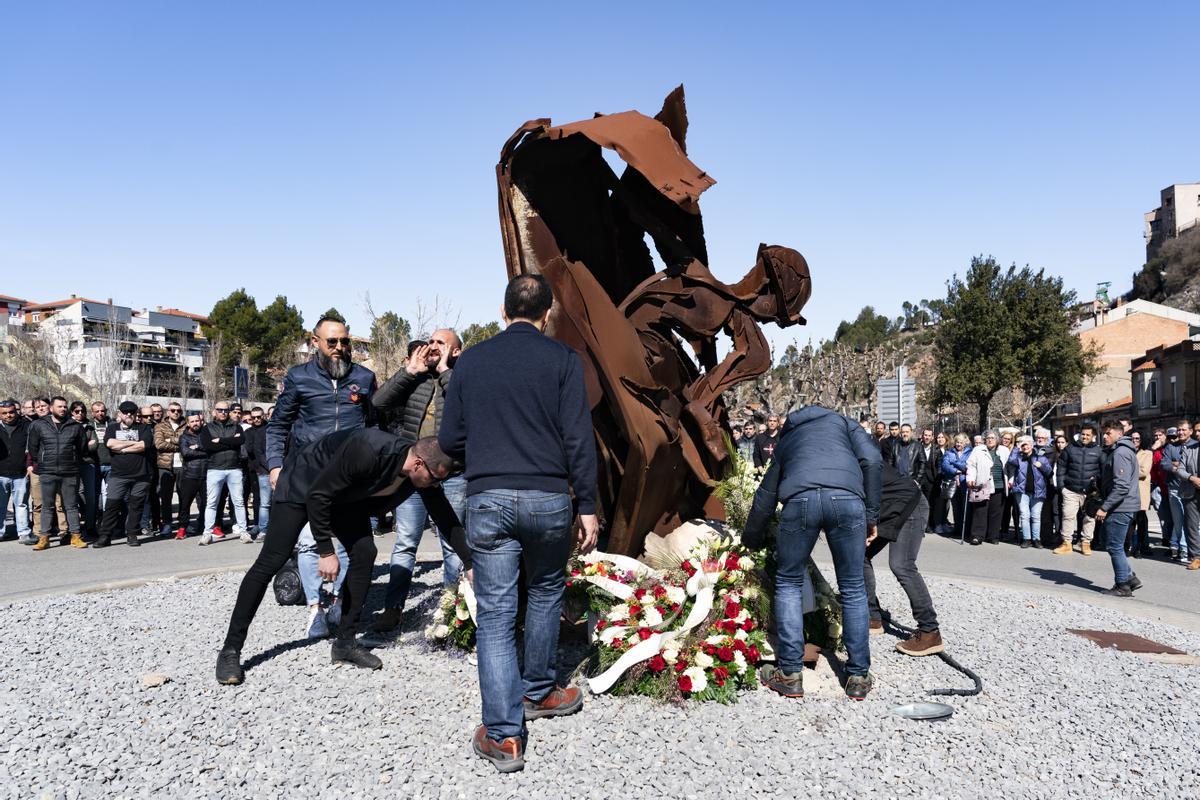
849,421,882,524
437,367,466,460
741,458,780,550
305,440,375,556
181,437,205,461
152,424,175,454
752,437,766,468
557,353,597,515
1005,450,1019,481
1102,451,1137,512
371,367,421,415
419,486,472,569
26,424,41,466
266,371,301,471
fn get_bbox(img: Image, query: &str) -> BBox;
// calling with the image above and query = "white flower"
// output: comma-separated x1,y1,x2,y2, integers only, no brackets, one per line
741,586,759,600
607,604,630,622
695,652,715,669
733,650,748,674
737,556,755,570
662,648,679,665
642,606,664,627
705,635,725,645
455,604,471,621
734,629,748,641
433,624,450,640
683,666,708,693
598,626,627,646
734,610,749,624
665,586,686,606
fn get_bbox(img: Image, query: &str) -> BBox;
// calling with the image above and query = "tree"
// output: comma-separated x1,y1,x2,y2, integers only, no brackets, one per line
830,306,895,351
928,256,1099,432
362,293,411,380
256,295,306,372
320,307,346,324
205,289,262,370
461,321,501,349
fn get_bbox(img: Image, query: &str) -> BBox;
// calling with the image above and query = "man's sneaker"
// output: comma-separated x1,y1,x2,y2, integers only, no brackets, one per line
1033,540,1043,549
159,524,173,538
758,664,804,698
896,629,945,657
212,527,225,540
845,673,874,701
326,600,342,630
307,607,330,639
1020,540,1031,549
92,536,110,549
127,531,141,547
239,529,254,544
1128,573,1143,591
1053,543,1073,555
215,648,244,685
523,686,583,720
174,528,187,541
372,608,402,632
472,725,525,773
330,639,383,670
18,535,37,546
868,618,884,635
1105,583,1133,597
198,532,214,546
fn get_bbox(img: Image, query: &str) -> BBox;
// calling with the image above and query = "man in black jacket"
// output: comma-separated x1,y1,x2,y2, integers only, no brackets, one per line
199,401,248,545
0,399,34,544
883,423,926,480
1054,422,1102,555
215,430,465,686
96,401,156,548
243,407,271,538
174,412,208,538
372,327,467,631
864,462,943,655
743,404,880,702
27,396,88,550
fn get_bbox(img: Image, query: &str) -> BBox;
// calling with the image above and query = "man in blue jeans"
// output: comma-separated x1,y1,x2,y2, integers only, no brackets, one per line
742,404,881,701
0,399,34,544
1095,419,1144,596
440,274,598,774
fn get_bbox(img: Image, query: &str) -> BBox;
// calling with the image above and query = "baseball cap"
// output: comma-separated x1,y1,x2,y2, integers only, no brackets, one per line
1166,426,1179,437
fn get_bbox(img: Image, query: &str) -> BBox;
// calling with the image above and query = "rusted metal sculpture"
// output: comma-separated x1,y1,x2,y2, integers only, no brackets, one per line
496,86,812,556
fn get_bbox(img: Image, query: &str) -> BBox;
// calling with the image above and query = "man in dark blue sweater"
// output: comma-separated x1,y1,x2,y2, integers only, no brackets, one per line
439,274,598,774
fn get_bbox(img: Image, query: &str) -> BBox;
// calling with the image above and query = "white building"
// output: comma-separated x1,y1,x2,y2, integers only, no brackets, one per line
1145,182,1200,260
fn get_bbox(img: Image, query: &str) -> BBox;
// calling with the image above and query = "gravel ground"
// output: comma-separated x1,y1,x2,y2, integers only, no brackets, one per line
3,564,1199,799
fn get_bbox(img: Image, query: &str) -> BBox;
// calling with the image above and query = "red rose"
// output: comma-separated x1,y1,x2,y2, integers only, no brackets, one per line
741,619,755,632
713,666,729,681
732,639,747,653
675,659,688,673
671,603,681,613
678,676,693,693
703,644,717,656
747,646,761,663
717,647,735,662
638,628,652,641
724,601,741,618
596,619,608,631
653,585,667,599
634,588,647,599
681,561,696,576
720,620,739,633
724,555,740,571
648,655,667,673
628,604,642,617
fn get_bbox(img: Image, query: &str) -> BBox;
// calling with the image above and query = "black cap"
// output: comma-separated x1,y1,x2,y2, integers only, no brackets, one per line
118,401,139,415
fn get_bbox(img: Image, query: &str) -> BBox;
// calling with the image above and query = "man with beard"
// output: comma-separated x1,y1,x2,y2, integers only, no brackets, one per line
266,316,376,638
27,396,89,550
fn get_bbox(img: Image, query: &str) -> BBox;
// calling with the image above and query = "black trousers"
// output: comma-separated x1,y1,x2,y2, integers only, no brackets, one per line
101,475,151,538
39,473,82,536
222,501,376,652
243,467,261,526
147,465,161,528
155,467,179,530
971,491,1005,543
865,496,939,631
176,475,206,531
1041,488,1058,544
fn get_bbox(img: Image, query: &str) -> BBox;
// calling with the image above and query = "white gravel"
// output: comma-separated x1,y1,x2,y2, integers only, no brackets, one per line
3,565,1199,799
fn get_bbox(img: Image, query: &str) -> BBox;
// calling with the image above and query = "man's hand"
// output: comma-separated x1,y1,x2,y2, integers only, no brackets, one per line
1189,475,1200,488
435,345,455,375
405,344,431,376
866,523,878,545
269,467,281,490
1094,508,1107,522
317,553,341,582
577,514,599,554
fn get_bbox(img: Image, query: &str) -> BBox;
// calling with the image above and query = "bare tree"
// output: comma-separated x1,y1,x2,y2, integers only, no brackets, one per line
201,333,225,407
413,295,461,340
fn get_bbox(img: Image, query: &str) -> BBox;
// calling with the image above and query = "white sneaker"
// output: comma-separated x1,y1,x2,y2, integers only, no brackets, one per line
306,607,330,639
198,532,213,547
326,600,342,629
239,529,254,544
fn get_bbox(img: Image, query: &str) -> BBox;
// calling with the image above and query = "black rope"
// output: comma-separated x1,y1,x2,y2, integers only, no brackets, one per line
883,614,983,697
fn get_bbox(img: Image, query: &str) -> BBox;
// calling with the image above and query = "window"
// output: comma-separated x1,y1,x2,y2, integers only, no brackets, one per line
1171,375,1178,410
1147,378,1158,408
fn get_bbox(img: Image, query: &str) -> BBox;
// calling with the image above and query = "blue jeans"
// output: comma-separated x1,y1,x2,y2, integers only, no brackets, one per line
298,524,348,605
256,474,272,534
775,488,870,676
385,475,466,609
468,490,574,741
1166,488,1187,554
204,468,247,534
0,475,31,538
1017,494,1043,541
1103,510,1134,584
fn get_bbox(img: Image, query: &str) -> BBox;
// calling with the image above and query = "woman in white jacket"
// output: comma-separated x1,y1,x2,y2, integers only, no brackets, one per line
966,430,1008,546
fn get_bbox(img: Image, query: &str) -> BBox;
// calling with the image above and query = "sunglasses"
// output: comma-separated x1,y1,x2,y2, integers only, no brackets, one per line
323,337,352,348
71,409,84,415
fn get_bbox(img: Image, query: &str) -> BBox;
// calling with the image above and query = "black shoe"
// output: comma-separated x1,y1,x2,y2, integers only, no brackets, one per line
215,648,244,685
1033,541,1043,549
331,639,383,670
969,538,982,546
92,536,110,549
1129,573,1143,592
127,533,141,547
1105,583,1133,597
1020,540,1031,549
845,673,874,700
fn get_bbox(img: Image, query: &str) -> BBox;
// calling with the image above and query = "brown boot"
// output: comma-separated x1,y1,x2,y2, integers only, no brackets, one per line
1081,542,1092,556
1187,559,1200,571
471,725,525,773
70,533,89,549
523,685,583,719
32,535,50,551
896,629,945,657
1053,542,1073,555
869,618,884,635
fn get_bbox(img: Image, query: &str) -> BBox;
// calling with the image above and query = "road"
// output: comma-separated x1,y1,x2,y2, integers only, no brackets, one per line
4,528,1199,632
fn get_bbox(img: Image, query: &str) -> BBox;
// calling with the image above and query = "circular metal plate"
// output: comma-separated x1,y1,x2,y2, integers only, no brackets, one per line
891,701,954,720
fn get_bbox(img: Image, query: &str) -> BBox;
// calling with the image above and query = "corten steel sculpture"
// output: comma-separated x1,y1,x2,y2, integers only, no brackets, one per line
496,86,812,556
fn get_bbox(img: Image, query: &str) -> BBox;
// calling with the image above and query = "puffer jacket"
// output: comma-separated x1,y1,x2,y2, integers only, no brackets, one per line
941,447,971,485
965,446,997,499
27,415,87,476
179,429,208,480
153,419,185,469
200,418,244,471
1100,436,1140,514
1006,449,1053,501
266,358,376,470
1057,441,1102,494
374,367,452,440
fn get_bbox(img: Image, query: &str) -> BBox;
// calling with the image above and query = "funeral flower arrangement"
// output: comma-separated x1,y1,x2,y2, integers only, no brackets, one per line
425,584,477,650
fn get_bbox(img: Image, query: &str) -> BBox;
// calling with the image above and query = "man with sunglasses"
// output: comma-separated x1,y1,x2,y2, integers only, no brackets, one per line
215,430,466,685
27,396,89,550
0,399,35,545
243,407,271,537
96,401,156,548
198,402,249,545
153,402,187,538
266,316,375,638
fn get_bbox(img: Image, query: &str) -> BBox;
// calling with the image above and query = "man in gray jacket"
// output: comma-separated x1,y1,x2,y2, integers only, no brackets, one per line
1094,419,1143,597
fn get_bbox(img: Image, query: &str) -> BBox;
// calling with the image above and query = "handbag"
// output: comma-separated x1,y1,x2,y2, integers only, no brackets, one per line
272,555,306,606
940,477,957,500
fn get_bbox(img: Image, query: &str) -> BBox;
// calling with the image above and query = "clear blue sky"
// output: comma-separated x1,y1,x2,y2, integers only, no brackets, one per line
3,2,1197,353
